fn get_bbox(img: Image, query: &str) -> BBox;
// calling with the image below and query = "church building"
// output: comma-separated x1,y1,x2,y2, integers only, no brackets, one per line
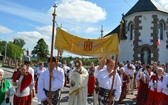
108,0,168,64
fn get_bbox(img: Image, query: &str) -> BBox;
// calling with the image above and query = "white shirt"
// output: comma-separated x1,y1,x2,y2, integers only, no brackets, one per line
94,65,106,78
148,76,163,92
28,66,35,89
36,67,46,78
62,65,70,76
162,75,168,95
136,68,144,80
97,69,122,101
28,67,34,81
15,76,30,97
37,67,65,101
124,64,136,76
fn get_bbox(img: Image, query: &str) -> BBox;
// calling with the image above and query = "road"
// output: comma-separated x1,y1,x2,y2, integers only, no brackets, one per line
2,67,136,105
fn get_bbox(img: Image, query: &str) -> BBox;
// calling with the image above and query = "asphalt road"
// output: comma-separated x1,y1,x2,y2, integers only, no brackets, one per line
2,67,136,105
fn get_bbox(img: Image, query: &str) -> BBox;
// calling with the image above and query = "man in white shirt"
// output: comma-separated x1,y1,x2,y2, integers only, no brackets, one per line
97,59,122,105
38,57,65,105
93,58,106,105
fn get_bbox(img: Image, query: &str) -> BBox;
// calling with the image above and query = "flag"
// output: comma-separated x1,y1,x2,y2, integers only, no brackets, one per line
157,38,160,46
55,27,120,57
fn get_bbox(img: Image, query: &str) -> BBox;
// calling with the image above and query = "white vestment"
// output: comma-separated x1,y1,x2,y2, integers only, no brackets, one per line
68,67,89,105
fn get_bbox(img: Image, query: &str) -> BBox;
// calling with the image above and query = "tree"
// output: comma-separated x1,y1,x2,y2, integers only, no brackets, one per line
6,42,23,59
0,41,7,54
13,38,26,48
31,38,49,61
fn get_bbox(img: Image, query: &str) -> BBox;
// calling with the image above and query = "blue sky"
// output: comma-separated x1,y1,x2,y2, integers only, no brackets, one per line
0,0,167,57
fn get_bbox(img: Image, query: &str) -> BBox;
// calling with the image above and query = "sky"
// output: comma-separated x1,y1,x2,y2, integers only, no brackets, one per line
0,0,168,57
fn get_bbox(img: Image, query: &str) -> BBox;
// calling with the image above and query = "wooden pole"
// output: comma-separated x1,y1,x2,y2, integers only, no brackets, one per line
108,18,124,105
49,4,57,105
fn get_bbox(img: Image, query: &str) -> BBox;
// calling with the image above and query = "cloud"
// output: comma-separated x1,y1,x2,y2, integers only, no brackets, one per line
0,25,13,34
15,29,51,51
0,1,51,25
155,0,168,10
36,26,53,37
51,0,106,23
85,27,97,33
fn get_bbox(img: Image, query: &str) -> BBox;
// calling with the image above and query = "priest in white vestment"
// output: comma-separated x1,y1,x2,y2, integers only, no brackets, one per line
68,59,89,105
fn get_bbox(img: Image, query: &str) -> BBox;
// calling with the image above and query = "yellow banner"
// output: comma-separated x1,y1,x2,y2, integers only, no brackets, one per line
55,28,120,57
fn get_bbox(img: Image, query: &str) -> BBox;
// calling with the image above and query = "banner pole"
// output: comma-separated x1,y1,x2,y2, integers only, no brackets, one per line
108,18,124,105
49,4,57,105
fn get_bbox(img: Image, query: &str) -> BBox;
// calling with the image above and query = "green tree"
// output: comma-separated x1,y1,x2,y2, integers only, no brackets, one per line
13,38,26,48
31,38,49,61
0,41,7,54
7,42,23,59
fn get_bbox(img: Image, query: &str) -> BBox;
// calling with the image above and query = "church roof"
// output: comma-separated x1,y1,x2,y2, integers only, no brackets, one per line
124,0,168,17
105,0,168,39
104,22,127,40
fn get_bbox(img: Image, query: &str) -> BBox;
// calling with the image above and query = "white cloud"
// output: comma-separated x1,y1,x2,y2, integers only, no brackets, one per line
0,25,13,33
155,0,168,10
0,1,51,24
15,30,51,51
16,31,49,44
85,27,97,33
14,25,59,55
52,0,106,23
36,26,53,37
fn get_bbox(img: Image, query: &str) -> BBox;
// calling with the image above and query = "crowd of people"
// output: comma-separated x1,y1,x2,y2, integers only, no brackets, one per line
1,57,168,105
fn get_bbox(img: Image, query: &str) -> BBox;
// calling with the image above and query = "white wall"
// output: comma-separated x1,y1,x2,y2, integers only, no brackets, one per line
157,12,168,63
119,11,168,63
119,40,134,62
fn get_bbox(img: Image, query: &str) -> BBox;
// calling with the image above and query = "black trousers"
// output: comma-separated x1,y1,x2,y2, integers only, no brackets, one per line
42,89,61,105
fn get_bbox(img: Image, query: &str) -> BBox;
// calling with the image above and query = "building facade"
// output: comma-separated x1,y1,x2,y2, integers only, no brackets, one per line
108,0,168,64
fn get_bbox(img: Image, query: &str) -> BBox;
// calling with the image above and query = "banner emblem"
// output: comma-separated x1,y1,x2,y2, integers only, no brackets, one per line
83,39,93,51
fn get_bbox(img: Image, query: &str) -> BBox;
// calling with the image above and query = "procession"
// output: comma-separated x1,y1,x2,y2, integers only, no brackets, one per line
1,0,168,105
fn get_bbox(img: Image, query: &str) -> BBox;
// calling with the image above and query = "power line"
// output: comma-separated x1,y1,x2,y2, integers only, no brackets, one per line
123,0,132,7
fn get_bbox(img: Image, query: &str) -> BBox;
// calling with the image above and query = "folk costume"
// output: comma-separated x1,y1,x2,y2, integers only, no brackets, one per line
118,67,129,104
136,68,151,105
38,67,64,105
97,68,122,105
25,61,35,103
147,74,163,105
88,66,95,96
162,75,168,105
68,66,89,105
13,72,33,105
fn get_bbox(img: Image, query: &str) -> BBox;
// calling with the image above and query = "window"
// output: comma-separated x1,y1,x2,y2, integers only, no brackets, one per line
130,24,133,40
159,22,164,40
